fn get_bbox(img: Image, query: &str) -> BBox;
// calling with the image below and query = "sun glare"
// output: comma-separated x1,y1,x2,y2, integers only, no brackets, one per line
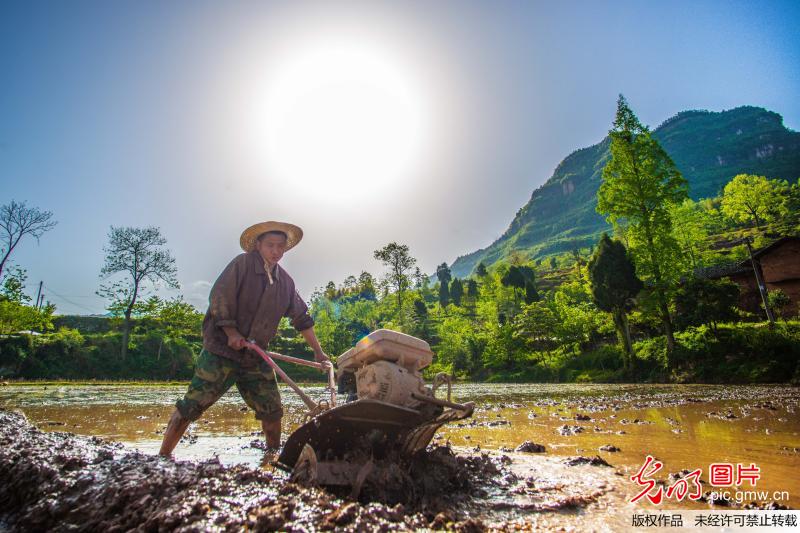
249,37,433,202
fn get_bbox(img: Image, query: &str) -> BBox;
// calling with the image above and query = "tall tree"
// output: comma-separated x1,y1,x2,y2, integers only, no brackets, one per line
597,95,688,360
674,277,739,334
373,242,416,313
412,266,427,290
670,199,711,271
524,281,540,304
518,265,539,304
502,265,536,305
342,275,358,292
0,200,57,279
357,271,376,300
466,279,479,298
436,263,452,307
588,234,643,366
436,263,452,285
450,278,464,306
438,280,450,307
324,281,338,300
475,262,488,277
98,226,179,359
720,174,787,228
411,298,431,339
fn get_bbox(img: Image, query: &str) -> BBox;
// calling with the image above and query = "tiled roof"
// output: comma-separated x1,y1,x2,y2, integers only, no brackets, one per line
695,262,748,280
750,236,800,259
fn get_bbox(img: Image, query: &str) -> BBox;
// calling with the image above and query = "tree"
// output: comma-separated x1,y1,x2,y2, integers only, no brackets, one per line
501,265,536,305
720,174,786,228
597,95,688,361
475,262,488,277
552,280,606,353
412,267,427,290
549,256,557,270
501,265,524,290
324,281,338,300
411,298,432,339
1,266,31,304
588,234,643,366
524,281,540,304
450,278,464,306
0,200,57,280
357,271,376,300
0,298,54,335
674,277,739,333
130,295,203,362
466,279,479,298
512,301,559,356
373,242,416,313
670,199,711,271
343,275,358,292
464,278,480,313
436,263,452,285
0,266,54,334
436,263,452,307
98,226,179,360
438,280,450,307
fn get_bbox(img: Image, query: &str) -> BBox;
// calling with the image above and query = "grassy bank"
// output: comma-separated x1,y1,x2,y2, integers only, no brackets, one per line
2,322,798,385
0,328,328,383
465,321,800,384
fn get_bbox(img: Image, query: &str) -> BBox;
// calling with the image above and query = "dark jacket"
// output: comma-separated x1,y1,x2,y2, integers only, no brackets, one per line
202,250,314,364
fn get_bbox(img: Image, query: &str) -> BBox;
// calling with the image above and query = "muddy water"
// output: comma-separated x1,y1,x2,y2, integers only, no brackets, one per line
2,383,799,513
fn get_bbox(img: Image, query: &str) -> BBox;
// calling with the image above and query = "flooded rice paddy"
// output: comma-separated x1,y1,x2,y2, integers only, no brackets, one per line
1,383,798,530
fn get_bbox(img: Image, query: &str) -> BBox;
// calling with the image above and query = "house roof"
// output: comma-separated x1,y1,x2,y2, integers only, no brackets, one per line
749,236,800,260
695,262,748,280
697,235,799,280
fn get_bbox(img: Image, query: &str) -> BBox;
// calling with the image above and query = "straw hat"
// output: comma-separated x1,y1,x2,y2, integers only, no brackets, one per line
240,221,303,252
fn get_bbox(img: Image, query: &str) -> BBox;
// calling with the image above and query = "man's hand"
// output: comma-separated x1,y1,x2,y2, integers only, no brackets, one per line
314,350,332,369
223,327,248,351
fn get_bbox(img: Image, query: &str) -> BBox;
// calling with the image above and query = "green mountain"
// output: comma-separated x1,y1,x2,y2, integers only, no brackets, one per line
450,106,800,278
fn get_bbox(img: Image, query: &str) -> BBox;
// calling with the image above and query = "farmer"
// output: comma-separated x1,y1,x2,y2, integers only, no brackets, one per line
159,221,330,455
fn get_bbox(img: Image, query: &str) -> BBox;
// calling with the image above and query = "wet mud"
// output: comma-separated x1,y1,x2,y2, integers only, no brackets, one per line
0,409,497,531
0,409,631,531
3,383,799,530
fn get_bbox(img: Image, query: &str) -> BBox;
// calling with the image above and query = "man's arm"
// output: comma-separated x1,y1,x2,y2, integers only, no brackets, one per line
299,327,330,365
209,256,245,345
285,288,328,364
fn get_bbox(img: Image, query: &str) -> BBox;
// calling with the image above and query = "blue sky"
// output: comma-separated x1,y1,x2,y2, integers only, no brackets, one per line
2,0,799,314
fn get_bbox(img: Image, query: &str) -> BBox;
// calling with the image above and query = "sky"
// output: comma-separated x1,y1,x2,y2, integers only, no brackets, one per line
1,0,799,314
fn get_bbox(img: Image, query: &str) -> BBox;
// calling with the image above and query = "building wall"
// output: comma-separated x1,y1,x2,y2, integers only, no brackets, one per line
760,242,800,283
728,241,800,317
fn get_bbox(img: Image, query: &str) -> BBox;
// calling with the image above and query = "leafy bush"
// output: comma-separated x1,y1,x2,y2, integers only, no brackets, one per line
632,322,800,383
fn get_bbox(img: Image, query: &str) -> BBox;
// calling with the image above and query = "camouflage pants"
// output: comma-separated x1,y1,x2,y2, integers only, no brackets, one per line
176,349,283,422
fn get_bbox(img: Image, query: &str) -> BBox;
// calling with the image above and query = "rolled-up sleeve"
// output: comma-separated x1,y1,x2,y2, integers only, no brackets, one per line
286,289,315,332
208,257,242,329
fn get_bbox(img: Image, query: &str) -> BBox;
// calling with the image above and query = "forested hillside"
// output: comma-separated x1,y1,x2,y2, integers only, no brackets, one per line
450,106,800,277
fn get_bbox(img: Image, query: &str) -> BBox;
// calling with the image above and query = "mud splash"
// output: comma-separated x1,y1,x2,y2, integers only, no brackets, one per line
0,409,495,531
0,408,631,531
5,383,797,529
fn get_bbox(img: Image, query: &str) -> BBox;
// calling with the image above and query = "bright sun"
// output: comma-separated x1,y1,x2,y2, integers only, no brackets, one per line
251,38,432,202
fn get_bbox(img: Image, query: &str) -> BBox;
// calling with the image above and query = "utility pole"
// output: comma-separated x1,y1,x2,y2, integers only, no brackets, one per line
35,281,43,310
743,237,775,326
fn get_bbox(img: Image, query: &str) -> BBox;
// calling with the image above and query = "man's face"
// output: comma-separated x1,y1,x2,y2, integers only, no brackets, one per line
256,234,288,264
